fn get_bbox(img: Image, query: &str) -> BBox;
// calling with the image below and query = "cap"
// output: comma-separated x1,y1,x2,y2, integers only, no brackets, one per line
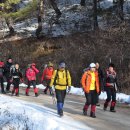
59,62,65,68
48,62,53,67
89,63,96,68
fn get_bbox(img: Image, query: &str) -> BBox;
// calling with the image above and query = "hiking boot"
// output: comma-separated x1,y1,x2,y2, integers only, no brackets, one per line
110,107,116,112
35,93,39,97
1,91,6,94
6,90,11,93
83,109,87,116
59,109,63,117
26,93,29,96
43,90,47,94
96,103,100,106
15,93,19,97
90,112,96,118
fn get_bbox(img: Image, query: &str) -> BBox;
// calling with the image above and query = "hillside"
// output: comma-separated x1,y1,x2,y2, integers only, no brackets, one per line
0,25,130,93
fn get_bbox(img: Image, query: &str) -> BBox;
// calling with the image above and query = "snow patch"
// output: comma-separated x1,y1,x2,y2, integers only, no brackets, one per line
0,95,92,130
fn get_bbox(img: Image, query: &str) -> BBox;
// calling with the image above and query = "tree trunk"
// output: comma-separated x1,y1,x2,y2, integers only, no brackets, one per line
5,18,15,35
80,0,86,6
93,0,98,30
118,0,124,20
49,0,61,16
36,0,44,38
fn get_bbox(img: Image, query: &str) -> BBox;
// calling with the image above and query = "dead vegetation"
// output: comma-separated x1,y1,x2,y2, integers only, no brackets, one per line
0,23,130,94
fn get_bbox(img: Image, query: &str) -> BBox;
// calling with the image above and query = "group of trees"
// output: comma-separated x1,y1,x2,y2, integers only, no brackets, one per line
0,0,125,37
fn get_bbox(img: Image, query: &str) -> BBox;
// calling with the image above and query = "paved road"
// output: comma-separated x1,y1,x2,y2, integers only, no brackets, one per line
4,88,130,130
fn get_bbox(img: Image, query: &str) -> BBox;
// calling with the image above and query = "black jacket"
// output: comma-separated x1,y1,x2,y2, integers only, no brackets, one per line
97,67,104,91
4,61,13,78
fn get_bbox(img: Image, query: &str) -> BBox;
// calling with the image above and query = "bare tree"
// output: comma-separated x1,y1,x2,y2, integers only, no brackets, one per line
93,0,98,29
36,0,44,37
49,0,61,16
118,0,124,20
80,0,86,6
36,0,62,37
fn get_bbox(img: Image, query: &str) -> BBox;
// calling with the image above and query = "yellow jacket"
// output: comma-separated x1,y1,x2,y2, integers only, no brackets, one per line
50,69,71,90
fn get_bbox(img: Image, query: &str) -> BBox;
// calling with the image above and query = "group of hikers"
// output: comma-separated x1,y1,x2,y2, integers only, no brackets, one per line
0,57,119,117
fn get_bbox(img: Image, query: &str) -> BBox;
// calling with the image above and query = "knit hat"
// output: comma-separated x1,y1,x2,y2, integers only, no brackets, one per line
109,63,115,68
89,63,96,68
48,62,53,67
59,62,65,68
32,63,36,66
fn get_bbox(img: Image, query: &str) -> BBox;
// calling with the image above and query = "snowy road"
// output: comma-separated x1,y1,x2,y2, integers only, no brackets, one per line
3,88,130,130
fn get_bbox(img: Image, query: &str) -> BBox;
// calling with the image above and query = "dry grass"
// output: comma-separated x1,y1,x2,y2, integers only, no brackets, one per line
0,24,130,94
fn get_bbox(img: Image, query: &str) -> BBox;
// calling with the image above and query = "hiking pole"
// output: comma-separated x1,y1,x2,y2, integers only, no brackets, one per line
52,93,56,104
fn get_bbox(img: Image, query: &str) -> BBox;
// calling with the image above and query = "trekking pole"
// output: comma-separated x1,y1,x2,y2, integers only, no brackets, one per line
52,92,56,104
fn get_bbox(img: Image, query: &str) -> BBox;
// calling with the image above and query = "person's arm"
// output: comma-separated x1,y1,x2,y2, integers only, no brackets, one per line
32,66,39,74
41,69,46,82
81,72,87,90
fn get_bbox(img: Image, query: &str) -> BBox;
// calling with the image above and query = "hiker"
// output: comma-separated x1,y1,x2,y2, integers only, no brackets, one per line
25,63,39,97
81,63,100,118
103,63,118,112
49,61,71,116
4,57,13,93
41,62,54,95
11,63,23,96
96,62,104,106
0,61,6,94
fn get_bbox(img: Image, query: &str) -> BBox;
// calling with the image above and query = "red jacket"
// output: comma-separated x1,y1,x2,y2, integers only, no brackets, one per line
41,67,54,81
26,66,39,81
0,61,4,67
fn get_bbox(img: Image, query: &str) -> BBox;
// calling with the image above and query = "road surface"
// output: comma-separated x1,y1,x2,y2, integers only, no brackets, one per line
4,88,130,130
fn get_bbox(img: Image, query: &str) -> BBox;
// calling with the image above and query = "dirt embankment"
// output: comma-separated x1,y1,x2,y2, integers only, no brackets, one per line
0,26,130,93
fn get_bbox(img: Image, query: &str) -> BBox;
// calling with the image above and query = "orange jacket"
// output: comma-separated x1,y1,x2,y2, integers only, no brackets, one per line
41,67,54,81
81,70,100,93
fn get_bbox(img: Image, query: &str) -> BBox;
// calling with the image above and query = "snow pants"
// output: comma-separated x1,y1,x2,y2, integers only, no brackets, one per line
6,76,12,91
104,88,116,110
83,90,97,113
12,78,20,95
0,77,5,92
43,79,51,94
26,80,38,95
55,89,66,114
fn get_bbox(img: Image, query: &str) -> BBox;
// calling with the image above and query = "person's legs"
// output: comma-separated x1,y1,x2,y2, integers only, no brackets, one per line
6,77,11,92
55,89,64,116
104,88,112,110
110,89,116,112
15,79,20,96
0,77,5,93
90,90,97,118
25,80,31,96
83,92,91,115
33,80,38,97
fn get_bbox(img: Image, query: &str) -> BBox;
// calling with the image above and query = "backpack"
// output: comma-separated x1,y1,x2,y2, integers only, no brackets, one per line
10,65,15,74
54,69,68,86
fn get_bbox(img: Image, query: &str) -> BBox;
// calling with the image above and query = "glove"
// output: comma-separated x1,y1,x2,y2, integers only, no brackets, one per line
67,86,71,93
50,87,54,96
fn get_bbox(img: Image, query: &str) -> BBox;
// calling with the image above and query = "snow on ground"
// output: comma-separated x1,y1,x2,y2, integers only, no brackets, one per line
4,82,130,104
69,86,130,104
0,0,130,38
0,95,92,130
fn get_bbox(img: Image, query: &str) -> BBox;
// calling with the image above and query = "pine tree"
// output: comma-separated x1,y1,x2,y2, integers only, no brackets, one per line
0,0,38,35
